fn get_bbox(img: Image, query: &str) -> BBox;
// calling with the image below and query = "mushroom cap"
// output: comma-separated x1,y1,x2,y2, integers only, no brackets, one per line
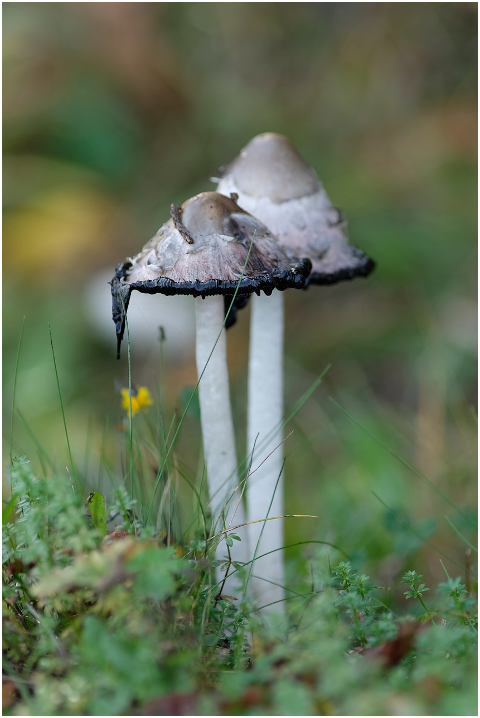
219,133,320,204
111,191,311,356
217,133,375,286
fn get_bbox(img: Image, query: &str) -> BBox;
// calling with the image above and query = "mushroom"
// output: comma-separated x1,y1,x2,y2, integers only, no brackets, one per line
111,191,311,584
217,133,375,609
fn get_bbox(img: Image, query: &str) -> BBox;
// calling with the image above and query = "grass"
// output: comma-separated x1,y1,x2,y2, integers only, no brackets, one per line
2,457,477,715
2,322,478,716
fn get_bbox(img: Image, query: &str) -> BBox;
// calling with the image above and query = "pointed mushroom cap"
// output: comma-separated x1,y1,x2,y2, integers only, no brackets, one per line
220,132,320,204
111,191,311,356
217,133,375,285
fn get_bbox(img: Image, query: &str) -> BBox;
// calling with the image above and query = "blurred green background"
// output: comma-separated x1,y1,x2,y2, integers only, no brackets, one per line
3,3,477,601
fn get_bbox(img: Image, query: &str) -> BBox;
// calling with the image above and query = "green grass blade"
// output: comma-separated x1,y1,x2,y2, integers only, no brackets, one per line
246,589,323,614
2,494,16,523
445,515,478,553
124,312,135,501
238,366,330,481
439,559,451,580
250,573,304,597
243,459,285,601
210,539,350,592
173,462,208,540
48,324,79,493
211,365,331,509
9,317,25,466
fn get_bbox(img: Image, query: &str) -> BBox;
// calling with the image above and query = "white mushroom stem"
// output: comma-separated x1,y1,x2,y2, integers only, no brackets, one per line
195,295,248,581
247,289,285,610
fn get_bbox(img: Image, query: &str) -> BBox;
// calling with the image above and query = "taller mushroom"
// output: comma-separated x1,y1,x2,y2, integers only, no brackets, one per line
111,191,311,582
217,134,375,608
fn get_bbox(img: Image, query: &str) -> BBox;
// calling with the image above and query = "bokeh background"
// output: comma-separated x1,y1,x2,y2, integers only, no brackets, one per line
3,3,477,602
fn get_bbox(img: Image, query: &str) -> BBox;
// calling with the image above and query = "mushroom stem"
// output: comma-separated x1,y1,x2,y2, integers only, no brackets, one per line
246,289,285,610
195,295,248,582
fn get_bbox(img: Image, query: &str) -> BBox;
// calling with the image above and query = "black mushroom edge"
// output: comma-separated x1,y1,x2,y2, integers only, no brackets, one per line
307,250,375,288
226,250,376,328
110,258,312,358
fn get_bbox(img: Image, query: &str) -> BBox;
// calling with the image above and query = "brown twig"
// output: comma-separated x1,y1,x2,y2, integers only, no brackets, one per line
170,204,194,244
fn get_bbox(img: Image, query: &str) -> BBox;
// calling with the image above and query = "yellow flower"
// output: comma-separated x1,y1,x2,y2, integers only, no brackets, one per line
120,386,153,417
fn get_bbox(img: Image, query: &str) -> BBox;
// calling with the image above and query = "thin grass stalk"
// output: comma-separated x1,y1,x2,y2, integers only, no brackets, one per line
444,515,478,553
9,317,25,467
48,324,79,493
124,312,135,502
234,366,330,496
208,539,351,594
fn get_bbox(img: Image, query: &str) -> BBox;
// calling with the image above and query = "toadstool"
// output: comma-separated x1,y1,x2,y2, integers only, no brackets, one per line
217,133,375,608
111,191,311,582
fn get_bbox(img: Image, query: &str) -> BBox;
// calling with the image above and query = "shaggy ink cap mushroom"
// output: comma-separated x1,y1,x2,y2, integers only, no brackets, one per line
217,133,375,286
216,135,375,611
111,191,311,357
110,192,311,589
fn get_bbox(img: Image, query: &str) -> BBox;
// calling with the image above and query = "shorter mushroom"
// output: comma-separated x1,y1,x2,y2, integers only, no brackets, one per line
111,191,311,583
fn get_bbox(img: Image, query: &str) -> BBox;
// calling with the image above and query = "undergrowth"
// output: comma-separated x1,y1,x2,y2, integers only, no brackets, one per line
3,456,477,716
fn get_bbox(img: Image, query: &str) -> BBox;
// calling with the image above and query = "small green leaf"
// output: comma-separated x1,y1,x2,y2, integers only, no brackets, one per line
2,494,16,524
87,492,107,537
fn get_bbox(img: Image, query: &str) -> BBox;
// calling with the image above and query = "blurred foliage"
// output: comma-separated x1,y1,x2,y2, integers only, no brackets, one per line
3,2,477,609
3,459,477,715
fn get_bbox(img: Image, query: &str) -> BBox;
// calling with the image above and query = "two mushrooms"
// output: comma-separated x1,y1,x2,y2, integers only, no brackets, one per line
111,133,375,609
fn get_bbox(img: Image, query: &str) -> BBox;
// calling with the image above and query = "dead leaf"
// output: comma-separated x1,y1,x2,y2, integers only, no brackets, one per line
365,620,427,668
105,529,130,542
137,692,198,716
2,679,18,710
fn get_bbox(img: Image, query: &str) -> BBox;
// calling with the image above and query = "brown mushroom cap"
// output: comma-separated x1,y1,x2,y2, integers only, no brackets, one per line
217,133,375,286
111,191,311,356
